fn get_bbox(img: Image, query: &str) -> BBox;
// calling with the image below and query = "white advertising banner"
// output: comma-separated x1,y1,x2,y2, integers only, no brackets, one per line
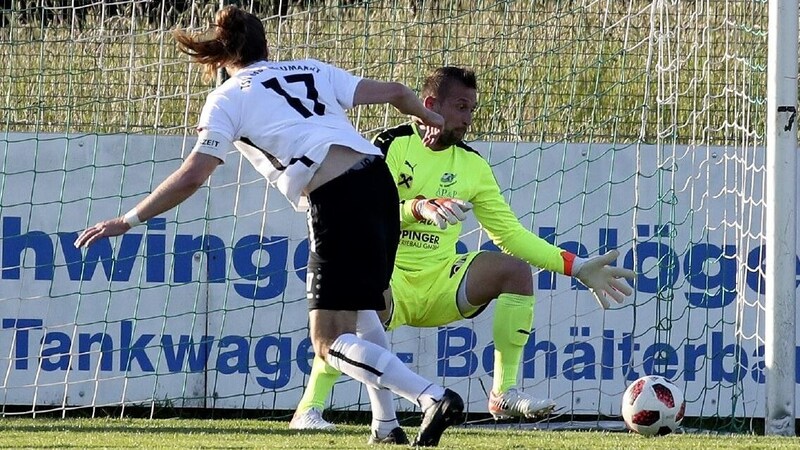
0,133,793,418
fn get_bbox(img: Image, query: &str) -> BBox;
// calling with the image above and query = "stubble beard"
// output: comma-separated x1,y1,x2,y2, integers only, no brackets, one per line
437,129,465,147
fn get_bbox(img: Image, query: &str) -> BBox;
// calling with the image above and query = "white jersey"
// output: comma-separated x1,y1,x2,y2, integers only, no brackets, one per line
191,58,381,210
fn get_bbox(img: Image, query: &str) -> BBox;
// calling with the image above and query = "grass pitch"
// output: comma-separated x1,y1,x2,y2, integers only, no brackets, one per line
0,418,795,449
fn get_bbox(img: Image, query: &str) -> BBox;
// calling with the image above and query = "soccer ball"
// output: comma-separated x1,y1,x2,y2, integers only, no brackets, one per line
621,375,685,436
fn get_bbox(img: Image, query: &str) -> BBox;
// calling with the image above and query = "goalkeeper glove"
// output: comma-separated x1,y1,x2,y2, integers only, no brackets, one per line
571,250,636,309
410,197,473,230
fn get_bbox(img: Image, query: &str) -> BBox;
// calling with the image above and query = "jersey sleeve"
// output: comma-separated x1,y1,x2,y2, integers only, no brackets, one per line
381,132,404,181
376,130,419,226
471,160,576,275
192,90,238,163
317,60,363,109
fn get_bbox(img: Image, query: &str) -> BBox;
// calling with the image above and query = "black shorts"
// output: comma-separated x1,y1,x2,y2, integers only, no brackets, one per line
305,156,399,311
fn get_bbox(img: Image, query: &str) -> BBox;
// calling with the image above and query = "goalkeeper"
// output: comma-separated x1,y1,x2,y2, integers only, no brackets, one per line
290,67,636,442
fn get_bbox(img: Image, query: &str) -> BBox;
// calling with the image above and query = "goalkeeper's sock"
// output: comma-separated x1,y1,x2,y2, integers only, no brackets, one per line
492,293,535,394
356,311,400,433
326,333,442,407
296,356,341,414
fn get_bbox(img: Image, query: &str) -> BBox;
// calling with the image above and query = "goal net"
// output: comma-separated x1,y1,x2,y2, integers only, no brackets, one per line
0,0,779,432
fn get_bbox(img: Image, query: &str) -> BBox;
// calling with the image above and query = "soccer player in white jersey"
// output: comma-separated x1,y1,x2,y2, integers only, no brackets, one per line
289,67,637,440
74,6,463,447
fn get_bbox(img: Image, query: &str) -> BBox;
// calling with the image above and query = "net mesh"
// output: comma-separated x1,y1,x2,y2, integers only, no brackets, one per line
0,0,772,433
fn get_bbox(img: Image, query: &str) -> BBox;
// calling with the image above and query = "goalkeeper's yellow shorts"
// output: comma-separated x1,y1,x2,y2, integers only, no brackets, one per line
386,251,486,330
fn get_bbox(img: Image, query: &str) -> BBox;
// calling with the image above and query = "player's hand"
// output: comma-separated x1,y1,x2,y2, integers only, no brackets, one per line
411,197,473,230
73,217,131,249
573,250,636,309
413,111,444,147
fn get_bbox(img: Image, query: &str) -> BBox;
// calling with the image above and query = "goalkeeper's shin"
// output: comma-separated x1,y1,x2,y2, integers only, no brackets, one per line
492,293,535,394
296,356,341,414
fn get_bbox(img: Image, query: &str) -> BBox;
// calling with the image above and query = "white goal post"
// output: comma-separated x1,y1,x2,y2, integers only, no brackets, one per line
765,0,798,436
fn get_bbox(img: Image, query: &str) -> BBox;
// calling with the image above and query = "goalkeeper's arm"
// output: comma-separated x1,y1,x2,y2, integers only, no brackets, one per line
485,226,636,310
468,165,635,309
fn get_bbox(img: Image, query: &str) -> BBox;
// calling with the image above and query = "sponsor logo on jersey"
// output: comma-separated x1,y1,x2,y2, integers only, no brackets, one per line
436,187,459,198
399,173,413,188
398,160,417,188
400,229,440,249
440,172,457,187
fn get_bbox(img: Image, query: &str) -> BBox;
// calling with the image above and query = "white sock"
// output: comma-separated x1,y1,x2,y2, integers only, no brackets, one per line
418,384,447,412
357,311,400,435
326,333,438,407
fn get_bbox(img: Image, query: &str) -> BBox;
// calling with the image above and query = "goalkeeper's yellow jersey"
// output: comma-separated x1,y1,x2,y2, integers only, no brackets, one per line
373,123,574,275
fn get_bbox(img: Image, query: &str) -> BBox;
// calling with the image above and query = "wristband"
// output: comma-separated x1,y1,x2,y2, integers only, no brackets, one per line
410,199,424,221
571,256,587,277
399,200,419,225
123,208,143,228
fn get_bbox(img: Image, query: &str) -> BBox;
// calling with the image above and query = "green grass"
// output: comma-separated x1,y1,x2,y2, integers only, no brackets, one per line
0,418,795,449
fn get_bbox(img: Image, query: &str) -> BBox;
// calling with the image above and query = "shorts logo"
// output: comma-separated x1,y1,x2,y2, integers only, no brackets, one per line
449,254,468,278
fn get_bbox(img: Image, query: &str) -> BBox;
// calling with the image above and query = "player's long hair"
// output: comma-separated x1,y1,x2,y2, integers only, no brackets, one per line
174,5,268,81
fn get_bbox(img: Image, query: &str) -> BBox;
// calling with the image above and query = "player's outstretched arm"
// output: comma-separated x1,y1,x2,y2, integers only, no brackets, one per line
74,152,220,249
571,250,636,309
353,79,444,146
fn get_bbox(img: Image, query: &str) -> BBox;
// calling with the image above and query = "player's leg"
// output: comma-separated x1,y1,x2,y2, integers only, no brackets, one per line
306,156,463,446
461,252,556,419
358,309,408,445
353,257,474,444
291,292,399,435
309,310,448,414
290,355,341,430
310,310,463,447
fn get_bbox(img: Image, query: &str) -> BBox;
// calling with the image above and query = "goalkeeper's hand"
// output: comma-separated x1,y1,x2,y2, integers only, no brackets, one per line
572,250,636,309
411,197,473,230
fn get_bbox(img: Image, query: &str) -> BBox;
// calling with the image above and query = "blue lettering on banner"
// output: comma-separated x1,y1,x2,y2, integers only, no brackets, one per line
1,318,315,390
435,326,800,385
6,318,800,387
2,216,800,302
